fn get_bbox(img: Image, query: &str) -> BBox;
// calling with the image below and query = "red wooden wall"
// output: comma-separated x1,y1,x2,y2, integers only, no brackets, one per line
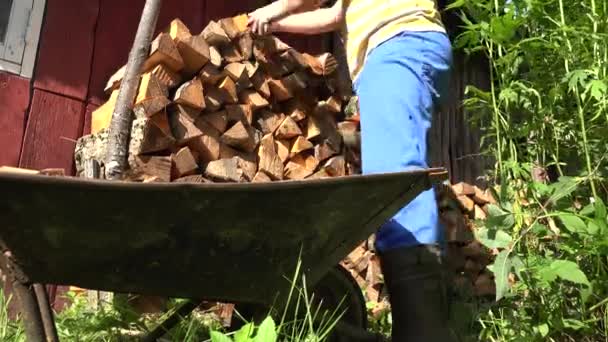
0,0,328,309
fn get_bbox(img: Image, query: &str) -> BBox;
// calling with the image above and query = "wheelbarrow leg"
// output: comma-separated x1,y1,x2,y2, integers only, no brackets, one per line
141,300,201,342
12,280,46,342
34,284,60,342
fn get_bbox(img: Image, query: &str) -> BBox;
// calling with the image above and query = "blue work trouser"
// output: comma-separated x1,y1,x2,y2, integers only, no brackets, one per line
353,30,453,253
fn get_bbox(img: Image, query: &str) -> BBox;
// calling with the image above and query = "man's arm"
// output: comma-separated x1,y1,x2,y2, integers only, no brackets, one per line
248,0,342,35
270,0,344,35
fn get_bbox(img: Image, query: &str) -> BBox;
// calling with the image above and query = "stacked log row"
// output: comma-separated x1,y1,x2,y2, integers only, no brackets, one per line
340,181,498,319
75,16,360,183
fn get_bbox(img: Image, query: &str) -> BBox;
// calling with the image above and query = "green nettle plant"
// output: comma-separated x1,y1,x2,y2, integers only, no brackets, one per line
446,0,608,340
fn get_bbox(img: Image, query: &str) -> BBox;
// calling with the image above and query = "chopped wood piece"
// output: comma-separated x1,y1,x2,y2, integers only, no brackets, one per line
237,32,254,60
188,121,221,163
226,104,253,125
268,79,293,101
199,64,225,85
442,209,474,243
204,158,248,182
221,44,244,63
218,145,257,178
337,121,358,134
201,21,230,46
324,156,345,177
143,33,185,72
252,171,272,183
257,134,284,180
172,147,199,178
256,110,285,135
176,34,211,75
174,78,205,110
40,168,66,177
457,195,476,213
284,161,313,179
282,72,308,94
218,76,238,104
301,53,323,75
165,18,191,42
275,116,302,139
314,140,338,163
92,89,119,134
221,121,257,152
285,49,309,70
317,53,337,76
275,139,290,163
134,72,171,118
209,46,223,67
173,174,212,183
322,96,342,113
306,116,322,140
291,152,319,172
204,86,225,112
474,272,496,297
219,17,242,40
475,205,488,220
0,166,40,175
235,74,253,93
251,71,271,98
239,90,269,110
129,156,172,182
129,117,175,155
473,186,495,205
452,182,476,196
199,111,229,133
149,110,174,138
104,65,126,94
169,104,203,143
151,64,182,89
308,168,331,179
231,14,249,34
253,36,290,60
290,136,313,156
224,62,247,81
284,98,309,122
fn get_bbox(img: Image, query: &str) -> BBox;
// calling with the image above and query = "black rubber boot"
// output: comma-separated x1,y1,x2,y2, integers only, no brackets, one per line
378,244,456,342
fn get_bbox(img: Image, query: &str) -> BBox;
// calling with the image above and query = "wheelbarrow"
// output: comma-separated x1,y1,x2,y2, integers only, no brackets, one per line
0,167,447,341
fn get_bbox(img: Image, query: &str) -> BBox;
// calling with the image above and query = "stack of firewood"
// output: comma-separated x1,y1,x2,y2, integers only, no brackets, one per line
341,181,498,318
74,16,359,183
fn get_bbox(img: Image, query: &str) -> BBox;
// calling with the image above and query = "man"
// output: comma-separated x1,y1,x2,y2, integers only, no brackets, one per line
248,0,454,340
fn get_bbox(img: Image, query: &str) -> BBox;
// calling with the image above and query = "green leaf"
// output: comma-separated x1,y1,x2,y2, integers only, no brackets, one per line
547,176,578,204
211,331,234,342
234,323,254,342
492,250,512,301
536,323,549,337
485,204,515,230
550,260,590,286
558,213,588,234
477,227,513,249
254,317,277,342
595,197,607,230
586,80,607,101
562,318,586,330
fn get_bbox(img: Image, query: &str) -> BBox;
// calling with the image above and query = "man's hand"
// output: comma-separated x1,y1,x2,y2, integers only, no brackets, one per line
248,0,288,35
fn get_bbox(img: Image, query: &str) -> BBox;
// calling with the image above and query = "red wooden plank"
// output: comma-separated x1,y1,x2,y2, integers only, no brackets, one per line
0,72,30,167
33,0,99,101
19,90,85,175
87,0,204,105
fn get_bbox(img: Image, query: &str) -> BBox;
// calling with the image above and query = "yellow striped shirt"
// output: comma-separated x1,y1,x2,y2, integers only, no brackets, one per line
341,0,446,82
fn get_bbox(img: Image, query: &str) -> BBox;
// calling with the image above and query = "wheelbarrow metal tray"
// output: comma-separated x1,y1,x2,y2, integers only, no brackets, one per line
0,169,445,305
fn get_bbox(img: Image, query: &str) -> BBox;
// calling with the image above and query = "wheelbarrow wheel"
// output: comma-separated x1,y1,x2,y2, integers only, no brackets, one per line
232,264,379,341
311,264,383,342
